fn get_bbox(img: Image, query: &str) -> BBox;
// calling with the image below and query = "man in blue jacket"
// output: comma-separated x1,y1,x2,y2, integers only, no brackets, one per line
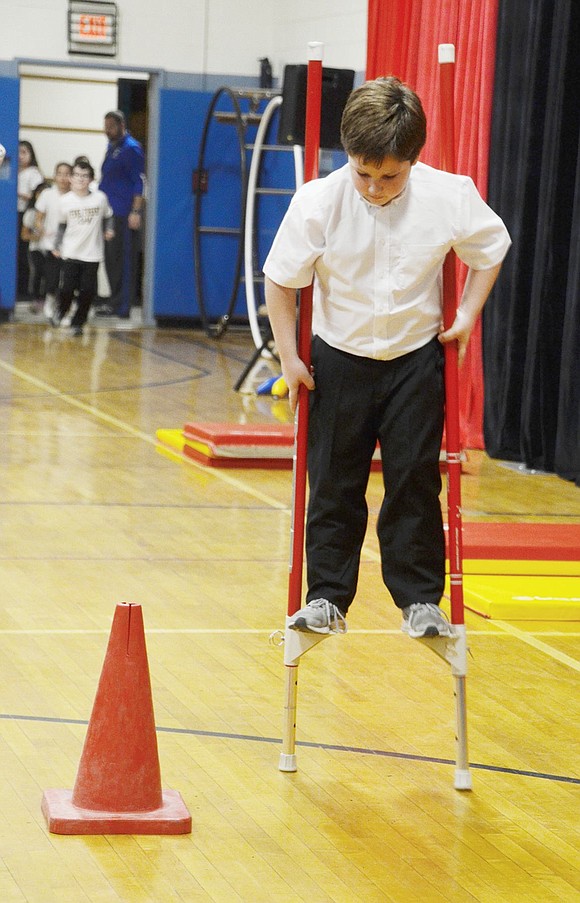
97,110,145,319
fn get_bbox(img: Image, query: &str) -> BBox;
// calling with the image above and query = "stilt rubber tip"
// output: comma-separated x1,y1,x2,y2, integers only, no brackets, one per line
454,769,472,791
278,753,297,772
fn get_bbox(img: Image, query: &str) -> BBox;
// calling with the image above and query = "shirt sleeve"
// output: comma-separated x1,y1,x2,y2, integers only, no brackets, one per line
100,193,113,218
263,183,325,288
35,188,48,213
452,177,511,270
22,208,36,228
125,144,145,198
19,167,43,198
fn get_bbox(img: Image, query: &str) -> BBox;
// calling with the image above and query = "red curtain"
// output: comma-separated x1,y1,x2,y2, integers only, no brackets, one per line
366,0,499,447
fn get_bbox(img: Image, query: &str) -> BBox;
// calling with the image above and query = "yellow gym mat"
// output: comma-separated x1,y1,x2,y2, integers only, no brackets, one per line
448,573,580,620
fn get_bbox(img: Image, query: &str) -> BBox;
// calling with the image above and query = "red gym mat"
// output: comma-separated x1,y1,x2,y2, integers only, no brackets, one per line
183,422,294,449
181,422,454,472
446,522,580,561
182,444,293,469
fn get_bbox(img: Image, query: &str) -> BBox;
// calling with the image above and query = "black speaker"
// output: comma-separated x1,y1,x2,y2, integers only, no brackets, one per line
277,65,355,150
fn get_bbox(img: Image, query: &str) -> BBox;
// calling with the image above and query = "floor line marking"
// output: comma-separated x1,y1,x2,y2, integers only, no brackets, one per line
0,712,577,785
491,618,580,671
464,586,580,670
0,359,287,511
0,627,577,637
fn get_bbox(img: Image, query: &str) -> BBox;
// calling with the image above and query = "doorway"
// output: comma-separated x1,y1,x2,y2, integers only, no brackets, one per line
16,60,158,324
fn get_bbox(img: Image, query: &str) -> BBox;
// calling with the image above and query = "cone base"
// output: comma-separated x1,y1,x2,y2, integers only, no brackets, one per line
41,788,192,835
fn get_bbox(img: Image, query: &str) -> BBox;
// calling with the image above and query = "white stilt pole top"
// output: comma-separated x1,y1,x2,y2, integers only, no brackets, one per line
308,41,324,61
438,43,455,63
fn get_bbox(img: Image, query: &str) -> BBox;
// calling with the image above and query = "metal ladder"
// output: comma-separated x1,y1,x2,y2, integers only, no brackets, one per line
193,86,278,337
243,94,303,351
193,86,302,347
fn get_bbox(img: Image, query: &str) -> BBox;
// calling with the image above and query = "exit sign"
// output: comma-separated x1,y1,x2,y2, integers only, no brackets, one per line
68,1,117,56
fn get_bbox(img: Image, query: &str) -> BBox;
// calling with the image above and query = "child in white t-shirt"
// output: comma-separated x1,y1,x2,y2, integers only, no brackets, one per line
53,161,114,335
35,162,72,319
17,140,43,300
22,181,48,311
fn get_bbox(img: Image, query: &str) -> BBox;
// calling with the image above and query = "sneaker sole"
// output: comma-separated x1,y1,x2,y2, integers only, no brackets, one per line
402,625,453,639
422,626,439,637
289,617,330,634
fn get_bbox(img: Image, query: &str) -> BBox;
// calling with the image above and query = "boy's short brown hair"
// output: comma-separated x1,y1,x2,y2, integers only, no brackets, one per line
73,160,94,181
340,76,427,165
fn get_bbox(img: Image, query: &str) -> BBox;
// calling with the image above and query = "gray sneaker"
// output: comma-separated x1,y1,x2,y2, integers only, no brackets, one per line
401,603,453,638
288,598,347,635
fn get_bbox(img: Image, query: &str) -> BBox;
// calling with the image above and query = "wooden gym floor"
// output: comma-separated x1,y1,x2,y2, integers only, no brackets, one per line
0,312,578,902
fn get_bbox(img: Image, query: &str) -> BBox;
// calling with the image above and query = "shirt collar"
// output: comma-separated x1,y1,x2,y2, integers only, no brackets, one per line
358,182,409,210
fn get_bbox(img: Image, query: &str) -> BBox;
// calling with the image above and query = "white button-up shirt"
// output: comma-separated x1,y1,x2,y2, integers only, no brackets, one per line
263,161,511,360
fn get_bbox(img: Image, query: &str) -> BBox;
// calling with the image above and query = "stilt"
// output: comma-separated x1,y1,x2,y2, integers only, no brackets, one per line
278,42,324,773
437,41,472,790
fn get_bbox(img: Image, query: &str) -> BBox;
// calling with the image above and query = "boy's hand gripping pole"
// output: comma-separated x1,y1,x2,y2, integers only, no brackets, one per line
437,43,471,791
278,42,323,773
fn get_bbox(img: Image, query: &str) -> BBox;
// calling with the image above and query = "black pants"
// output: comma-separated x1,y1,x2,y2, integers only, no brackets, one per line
44,253,62,296
29,249,45,298
104,215,140,317
306,336,446,613
17,212,31,298
58,259,99,327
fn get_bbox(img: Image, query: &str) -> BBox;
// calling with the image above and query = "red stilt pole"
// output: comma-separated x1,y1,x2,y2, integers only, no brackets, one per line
279,42,323,773
439,45,464,628
287,43,322,618
439,43,471,790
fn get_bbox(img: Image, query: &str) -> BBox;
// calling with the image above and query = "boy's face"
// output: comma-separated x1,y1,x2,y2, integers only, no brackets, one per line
71,168,91,195
348,155,415,206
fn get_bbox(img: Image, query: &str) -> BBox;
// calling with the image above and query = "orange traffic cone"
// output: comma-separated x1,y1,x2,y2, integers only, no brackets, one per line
42,602,192,834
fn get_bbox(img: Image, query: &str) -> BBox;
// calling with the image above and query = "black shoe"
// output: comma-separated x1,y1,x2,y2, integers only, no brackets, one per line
95,304,116,317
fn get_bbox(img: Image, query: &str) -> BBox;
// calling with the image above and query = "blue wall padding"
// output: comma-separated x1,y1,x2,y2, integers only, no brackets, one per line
0,76,20,311
154,87,297,320
154,88,211,318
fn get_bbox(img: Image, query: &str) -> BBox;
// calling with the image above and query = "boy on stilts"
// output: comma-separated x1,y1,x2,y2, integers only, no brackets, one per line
264,77,511,637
